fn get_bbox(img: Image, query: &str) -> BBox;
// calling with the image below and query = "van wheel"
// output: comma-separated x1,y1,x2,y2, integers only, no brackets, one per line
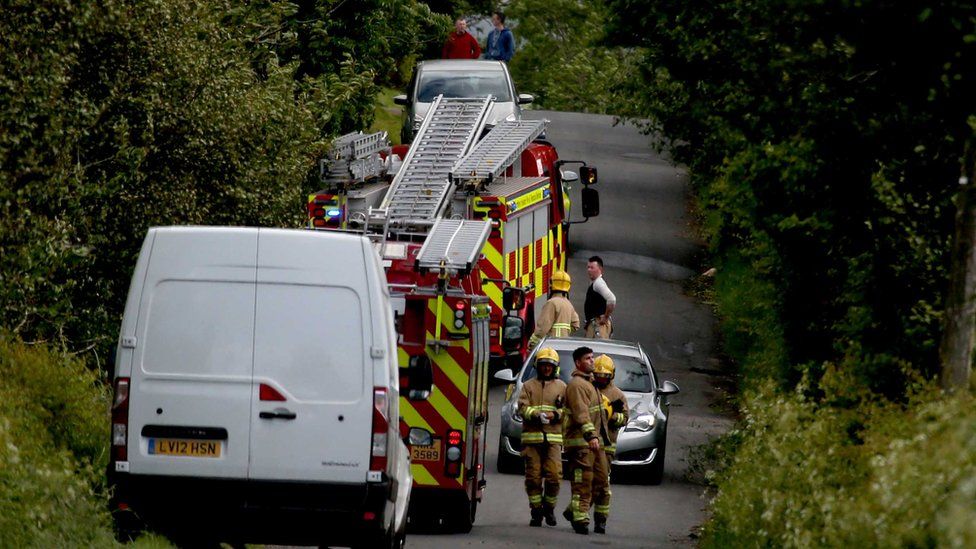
447,498,476,533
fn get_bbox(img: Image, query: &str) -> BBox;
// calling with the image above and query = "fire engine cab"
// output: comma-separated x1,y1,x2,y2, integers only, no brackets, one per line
308,96,599,530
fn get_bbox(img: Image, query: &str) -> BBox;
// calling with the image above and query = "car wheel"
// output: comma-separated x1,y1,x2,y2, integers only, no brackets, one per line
645,437,667,485
496,437,523,474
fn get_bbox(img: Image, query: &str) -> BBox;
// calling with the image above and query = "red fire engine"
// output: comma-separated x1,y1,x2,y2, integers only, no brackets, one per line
308,96,599,530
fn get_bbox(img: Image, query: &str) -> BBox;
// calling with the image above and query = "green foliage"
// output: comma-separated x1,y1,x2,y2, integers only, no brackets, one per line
370,87,406,146
0,0,442,360
607,0,976,394
506,0,642,114
703,375,976,547
0,336,114,547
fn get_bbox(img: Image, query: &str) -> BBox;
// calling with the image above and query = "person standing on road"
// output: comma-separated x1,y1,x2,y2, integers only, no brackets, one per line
442,18,481,59
484,11,514,62
585,256,616,339
528,270,580,350
590,354,629,534
561,346,608,535
517,347,567,527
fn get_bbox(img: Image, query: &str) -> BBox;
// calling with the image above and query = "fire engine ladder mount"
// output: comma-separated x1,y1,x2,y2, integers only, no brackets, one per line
372,96,492,232
415,218,492,276
451,118,549,190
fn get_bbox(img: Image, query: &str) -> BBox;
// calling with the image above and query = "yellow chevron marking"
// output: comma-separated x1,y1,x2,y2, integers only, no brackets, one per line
411,463,439,486
429,389,466,430
400,399,434,433
424,333,469,397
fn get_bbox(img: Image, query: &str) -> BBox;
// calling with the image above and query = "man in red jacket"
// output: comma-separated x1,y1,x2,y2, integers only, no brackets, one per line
442,18,481,59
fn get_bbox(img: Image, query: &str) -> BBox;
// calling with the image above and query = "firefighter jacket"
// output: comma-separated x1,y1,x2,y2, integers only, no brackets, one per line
528,294,580,348
598,382,629,454
517,378,567,445
563,370,609,448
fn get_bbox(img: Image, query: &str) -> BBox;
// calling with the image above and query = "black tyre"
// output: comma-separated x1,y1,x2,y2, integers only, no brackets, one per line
496,437,523,474
645,439,667,485
448,498,476,533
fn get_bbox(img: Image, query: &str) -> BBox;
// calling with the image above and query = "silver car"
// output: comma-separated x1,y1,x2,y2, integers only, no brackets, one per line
493,337,680,485
394,59,534,143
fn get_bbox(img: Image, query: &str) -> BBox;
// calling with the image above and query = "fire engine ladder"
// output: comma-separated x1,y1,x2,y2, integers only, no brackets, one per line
415,218,492,275
375,96,492,230
451,118,548,188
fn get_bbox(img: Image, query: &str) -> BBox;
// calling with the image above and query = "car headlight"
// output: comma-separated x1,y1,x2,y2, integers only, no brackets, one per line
625,414,656,432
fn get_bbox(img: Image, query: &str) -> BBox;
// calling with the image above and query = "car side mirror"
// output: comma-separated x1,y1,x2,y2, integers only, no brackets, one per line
400,355,433,400
503,287,526,311
581,187,600,218
494,369,517,382
517,93,534,105
502,316,524,352
393,94,408,106
658,380,680,396
560,170,579,184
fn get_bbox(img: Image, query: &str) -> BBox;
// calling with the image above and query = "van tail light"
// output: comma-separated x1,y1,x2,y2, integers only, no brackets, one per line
111,377,130,462
369,388,389,477
444,429,463,478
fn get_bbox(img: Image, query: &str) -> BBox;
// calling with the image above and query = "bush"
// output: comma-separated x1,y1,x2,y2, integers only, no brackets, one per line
0,335,115,547
703,375,976,547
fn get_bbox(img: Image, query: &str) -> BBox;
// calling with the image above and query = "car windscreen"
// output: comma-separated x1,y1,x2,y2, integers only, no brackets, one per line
416,70,512,102
520,351,654,392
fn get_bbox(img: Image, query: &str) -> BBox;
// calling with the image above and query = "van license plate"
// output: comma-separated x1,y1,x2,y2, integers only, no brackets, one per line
148,438,221,458
410,441,441,462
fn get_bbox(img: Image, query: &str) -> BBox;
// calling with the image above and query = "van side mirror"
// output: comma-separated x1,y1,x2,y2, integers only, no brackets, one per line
581,187,600,218
401,355,433,400
502,316,524,352
579,166,598,186
503,287,526,311
393,94,408,106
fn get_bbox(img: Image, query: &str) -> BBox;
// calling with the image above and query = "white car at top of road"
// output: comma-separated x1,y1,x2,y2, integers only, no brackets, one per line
395,59,535,143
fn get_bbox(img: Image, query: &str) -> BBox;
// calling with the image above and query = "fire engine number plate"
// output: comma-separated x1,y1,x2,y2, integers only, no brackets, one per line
410,440,441,462
148,438,221,458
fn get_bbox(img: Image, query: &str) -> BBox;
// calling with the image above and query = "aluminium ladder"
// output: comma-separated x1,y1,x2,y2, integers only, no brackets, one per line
378,96,492,228
415,218,492,274
451,118,549,186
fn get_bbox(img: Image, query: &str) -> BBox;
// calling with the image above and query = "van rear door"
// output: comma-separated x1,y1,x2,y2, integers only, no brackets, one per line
127,228,257,478
248,230,372,483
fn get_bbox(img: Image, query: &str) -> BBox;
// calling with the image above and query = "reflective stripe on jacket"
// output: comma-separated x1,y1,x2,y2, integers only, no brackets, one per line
528,294,580,348
563,370,607,448
518,377,567,444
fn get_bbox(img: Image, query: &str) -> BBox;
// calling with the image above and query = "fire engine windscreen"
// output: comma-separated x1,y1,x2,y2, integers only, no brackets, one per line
418,70,512,102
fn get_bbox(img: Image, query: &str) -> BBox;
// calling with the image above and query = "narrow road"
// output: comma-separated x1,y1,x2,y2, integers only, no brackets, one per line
411,111,733,547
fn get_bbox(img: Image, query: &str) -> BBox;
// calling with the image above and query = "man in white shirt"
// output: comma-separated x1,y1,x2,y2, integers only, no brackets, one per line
584,256,616,339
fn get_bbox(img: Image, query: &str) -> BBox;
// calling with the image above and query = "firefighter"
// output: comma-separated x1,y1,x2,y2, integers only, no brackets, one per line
561,346,609,535
517,347,567,527
528,270,580,349
590,354,629,534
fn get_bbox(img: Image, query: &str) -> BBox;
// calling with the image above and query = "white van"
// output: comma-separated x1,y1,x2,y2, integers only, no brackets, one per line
108,227,415,548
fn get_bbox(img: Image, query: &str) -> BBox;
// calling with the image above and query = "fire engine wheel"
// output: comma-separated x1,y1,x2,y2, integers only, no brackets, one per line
447,498,477,533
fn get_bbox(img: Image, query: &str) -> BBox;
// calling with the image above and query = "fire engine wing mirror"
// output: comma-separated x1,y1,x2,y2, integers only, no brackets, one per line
502,316,525,352
580,166,598,186
581,186,600,218
503,287,526,311
560,170,579,184
494,369,517,382
401,355,433,400
393,94,408,106
517,93,534,105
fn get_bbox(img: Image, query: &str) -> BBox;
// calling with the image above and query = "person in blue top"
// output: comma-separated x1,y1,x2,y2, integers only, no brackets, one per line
484,11,515,62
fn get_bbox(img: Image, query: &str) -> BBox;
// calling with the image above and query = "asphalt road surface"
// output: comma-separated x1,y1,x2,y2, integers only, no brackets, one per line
408,111,733,548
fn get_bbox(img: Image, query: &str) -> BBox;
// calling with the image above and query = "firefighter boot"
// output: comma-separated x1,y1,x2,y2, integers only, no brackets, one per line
571,520,590,535
543,505,557,526
594,516,607,534
530,508,543,527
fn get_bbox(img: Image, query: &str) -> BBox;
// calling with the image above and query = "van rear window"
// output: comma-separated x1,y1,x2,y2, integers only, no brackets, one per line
142,280,255,377
253,284,364,402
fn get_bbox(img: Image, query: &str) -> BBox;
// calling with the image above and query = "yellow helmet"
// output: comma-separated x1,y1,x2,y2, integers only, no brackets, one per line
550,270,571,293
593,354,615,378
535,347,560,367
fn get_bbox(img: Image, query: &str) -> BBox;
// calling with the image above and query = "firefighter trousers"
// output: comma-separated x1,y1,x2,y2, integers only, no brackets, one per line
523,443,562,509
563,446,594,524
585,318,612,339
592,449,612,521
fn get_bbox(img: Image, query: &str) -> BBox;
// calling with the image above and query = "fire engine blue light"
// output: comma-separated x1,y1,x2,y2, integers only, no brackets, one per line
326,209,341,217
543,188,550,198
